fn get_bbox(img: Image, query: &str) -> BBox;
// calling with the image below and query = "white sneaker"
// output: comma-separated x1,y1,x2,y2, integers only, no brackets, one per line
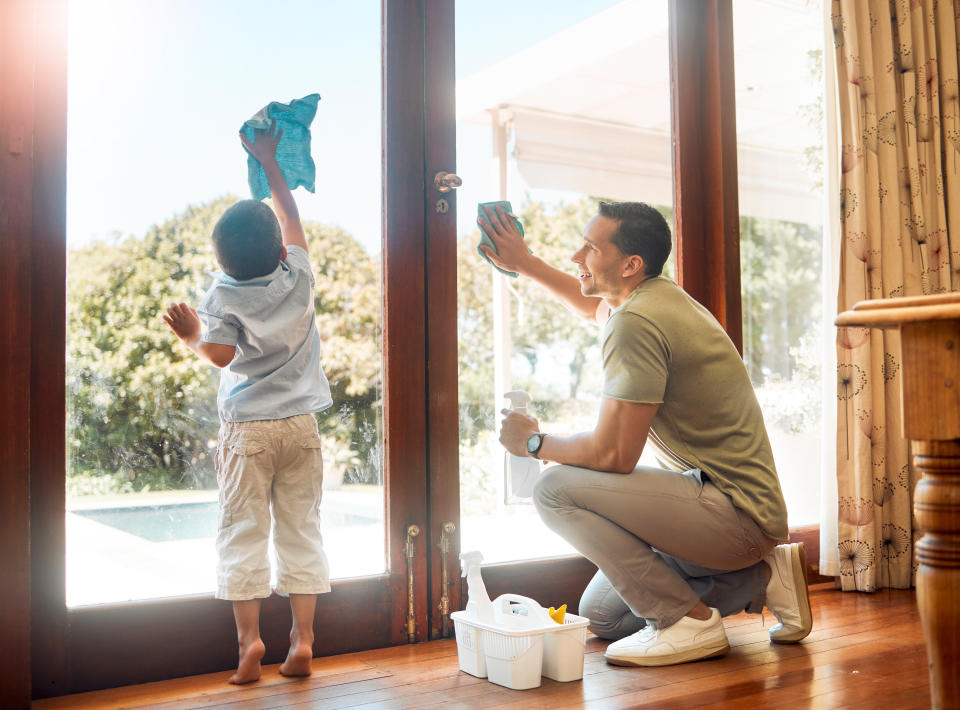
764,542,812,643
603,608,729,667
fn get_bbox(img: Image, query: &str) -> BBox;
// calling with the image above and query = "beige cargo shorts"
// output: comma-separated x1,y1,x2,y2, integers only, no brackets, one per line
214,413,331,600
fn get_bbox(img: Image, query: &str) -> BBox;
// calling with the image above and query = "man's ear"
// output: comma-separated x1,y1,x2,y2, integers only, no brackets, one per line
280,245,288,261
623,255,645,278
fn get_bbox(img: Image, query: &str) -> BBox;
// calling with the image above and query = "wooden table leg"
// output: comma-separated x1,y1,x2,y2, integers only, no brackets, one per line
836,295,960,708
912,440,960,710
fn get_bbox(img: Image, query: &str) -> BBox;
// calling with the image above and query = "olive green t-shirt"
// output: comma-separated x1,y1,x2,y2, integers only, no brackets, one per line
602,276,789,541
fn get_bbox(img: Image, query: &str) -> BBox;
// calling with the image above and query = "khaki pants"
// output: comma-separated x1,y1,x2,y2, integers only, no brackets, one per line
215,414,330,600
533,464,777,633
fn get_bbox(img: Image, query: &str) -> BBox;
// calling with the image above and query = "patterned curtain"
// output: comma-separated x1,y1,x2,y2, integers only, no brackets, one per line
832,0,960,592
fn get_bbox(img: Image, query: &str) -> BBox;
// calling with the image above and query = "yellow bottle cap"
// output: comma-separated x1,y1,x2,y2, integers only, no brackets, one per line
547,604,567,624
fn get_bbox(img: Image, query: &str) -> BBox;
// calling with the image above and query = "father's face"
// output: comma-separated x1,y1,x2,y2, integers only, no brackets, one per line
571,214,631,298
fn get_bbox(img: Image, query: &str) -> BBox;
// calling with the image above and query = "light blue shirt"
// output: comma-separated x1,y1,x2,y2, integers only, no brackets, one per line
198,245,333,423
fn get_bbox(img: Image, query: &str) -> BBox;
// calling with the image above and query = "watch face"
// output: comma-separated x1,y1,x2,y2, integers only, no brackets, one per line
526,433,543,454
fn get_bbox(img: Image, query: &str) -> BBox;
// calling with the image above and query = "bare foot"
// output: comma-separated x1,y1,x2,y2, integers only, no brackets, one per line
229,638,265,684
278,641,313,677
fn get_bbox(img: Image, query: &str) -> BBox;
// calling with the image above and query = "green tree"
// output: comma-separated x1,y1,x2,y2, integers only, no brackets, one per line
68,198,226,490
510,199,604,401
739,215,822,386
457,200,593,438
306,223,383,484
67,195,383,491
457,198,601,409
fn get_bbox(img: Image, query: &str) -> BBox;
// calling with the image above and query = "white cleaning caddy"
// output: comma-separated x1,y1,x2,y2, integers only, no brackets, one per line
451,601,590,690
452,552,590,690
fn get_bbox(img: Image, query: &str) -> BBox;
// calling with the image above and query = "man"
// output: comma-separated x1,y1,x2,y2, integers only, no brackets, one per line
478,201,811,667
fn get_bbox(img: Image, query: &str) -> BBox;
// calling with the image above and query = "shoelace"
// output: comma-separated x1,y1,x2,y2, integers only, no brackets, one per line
636,625,658,641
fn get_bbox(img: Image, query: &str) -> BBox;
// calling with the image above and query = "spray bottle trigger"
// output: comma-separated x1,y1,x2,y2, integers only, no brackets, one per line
503,390,531,412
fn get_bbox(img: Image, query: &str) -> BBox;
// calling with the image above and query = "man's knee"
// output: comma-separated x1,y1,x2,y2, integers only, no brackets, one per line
579,587,644,641
585,616,638,641
532,464,581,513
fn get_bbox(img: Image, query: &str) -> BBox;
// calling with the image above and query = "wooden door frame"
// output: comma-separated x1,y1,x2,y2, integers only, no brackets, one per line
669,0,744,353
382,0,431,648
423,0,464,640
0,0,55,705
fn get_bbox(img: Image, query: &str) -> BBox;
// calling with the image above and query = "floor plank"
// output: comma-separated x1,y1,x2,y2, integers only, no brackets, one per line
34,588,932,709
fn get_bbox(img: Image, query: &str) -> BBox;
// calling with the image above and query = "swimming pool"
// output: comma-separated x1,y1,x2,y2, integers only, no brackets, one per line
73,501,381,542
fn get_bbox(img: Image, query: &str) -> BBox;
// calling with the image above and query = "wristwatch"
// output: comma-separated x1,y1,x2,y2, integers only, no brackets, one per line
526,432,545,458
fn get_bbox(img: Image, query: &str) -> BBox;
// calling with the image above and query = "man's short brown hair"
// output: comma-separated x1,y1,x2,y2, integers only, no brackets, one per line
598,201,672,277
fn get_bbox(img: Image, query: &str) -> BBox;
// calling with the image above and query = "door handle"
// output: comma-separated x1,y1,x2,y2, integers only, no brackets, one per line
404,524,420,643
434,171,463,193
438,521,456,638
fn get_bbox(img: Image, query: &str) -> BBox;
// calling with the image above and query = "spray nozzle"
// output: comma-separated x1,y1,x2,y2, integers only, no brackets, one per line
503,390,531,411
460,550,483,577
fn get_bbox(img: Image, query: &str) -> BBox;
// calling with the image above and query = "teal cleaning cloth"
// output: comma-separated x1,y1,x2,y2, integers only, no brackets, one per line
477,201,525,278
241,93,320,200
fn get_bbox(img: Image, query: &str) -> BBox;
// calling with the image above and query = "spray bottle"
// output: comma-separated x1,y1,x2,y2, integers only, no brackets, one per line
460,550,495,624
503,390,541,503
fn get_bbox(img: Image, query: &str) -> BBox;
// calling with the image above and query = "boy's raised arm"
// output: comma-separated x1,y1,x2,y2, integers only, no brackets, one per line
240,120,309,252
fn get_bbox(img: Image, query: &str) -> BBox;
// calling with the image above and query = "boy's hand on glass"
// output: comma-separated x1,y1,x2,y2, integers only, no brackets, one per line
163,302,202,344
240,118,283,166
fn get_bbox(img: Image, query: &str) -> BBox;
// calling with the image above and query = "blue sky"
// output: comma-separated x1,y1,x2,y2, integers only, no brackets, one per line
67,0,621,253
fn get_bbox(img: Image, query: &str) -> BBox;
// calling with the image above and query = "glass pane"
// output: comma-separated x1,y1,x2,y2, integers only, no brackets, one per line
66,0,384,606
733,0,825,524
455,0,675,563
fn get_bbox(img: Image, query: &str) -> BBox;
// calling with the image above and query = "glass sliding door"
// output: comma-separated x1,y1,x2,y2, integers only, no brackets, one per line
29,0,436,696
65,0,385,607
732,0,826,525
454,0,677,564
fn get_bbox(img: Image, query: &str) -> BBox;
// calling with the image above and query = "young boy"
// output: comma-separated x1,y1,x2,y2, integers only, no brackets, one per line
163,121,333,684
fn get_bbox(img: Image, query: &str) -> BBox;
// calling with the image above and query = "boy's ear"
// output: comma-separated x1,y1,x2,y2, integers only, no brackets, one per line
280,245,288,261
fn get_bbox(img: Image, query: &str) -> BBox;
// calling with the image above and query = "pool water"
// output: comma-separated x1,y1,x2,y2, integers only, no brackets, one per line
74,501,380,542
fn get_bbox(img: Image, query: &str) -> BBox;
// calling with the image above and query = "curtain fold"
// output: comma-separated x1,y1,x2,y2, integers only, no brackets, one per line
831,0,960,592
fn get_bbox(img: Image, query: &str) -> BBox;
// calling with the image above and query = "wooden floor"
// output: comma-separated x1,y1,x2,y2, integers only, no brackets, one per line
34,585,931,709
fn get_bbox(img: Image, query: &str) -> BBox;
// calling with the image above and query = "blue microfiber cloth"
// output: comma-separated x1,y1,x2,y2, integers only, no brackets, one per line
240,93,320,200
477,201,525,278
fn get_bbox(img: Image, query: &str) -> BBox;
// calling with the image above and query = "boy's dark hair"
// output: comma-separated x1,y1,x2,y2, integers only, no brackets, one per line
598,201,672,277
212,200,283,281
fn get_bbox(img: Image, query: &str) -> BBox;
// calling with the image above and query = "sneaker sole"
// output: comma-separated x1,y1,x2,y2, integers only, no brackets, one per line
770,542,813,644
604,640,730,667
